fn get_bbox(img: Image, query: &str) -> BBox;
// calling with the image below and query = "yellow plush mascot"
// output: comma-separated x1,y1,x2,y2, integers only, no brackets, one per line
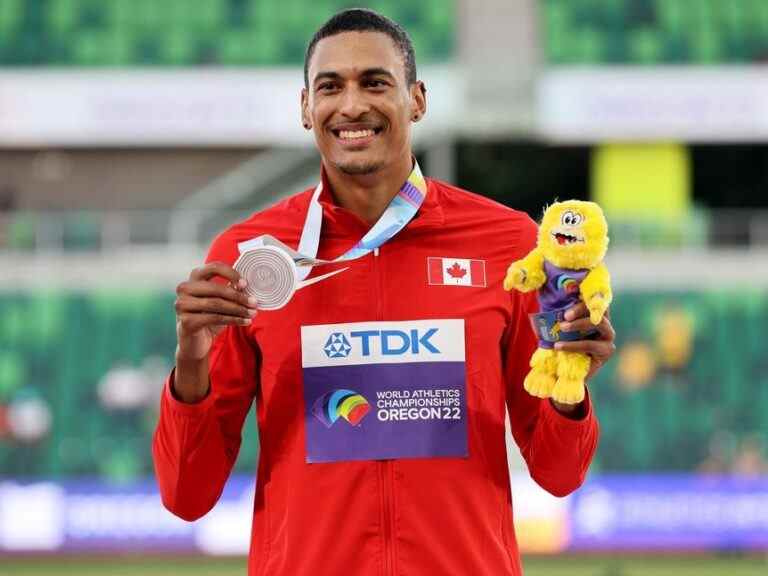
503,201,612,404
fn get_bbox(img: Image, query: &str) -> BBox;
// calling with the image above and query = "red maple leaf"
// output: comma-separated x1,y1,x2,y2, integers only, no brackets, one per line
447,262,467,279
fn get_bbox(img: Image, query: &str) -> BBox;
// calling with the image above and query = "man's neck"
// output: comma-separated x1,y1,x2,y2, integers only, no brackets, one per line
324,155,413,225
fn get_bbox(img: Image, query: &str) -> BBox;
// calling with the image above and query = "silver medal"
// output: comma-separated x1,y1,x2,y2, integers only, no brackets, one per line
234,245,297,310
234,245,350,310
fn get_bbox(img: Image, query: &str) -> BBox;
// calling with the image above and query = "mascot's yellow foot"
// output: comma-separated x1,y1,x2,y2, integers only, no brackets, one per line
524,370,556,398
523,348,557,398
551,377,585,404
551,351,591,405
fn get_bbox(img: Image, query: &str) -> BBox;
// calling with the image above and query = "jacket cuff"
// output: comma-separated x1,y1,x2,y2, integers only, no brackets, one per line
162,369,216,417
542,385,594,429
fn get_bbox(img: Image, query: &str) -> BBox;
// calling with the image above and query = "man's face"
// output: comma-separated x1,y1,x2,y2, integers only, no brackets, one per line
302,31,425,176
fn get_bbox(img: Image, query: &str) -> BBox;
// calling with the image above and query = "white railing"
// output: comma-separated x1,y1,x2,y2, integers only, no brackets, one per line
0,209,247,252
2,208,768,253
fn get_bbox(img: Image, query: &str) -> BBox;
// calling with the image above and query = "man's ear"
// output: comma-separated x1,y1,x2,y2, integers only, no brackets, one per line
301,88,312,130
411,81,427,122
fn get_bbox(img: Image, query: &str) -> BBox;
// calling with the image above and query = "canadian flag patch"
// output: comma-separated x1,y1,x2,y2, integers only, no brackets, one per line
427,257,487,287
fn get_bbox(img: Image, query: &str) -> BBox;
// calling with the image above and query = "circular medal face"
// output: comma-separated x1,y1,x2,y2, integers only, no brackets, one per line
234,246,297,310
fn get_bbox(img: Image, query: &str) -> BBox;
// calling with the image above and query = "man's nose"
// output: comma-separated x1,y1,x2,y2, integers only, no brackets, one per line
338,86,370,118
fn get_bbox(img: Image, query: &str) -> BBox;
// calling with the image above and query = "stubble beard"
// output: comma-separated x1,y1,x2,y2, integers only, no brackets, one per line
334,158,383,176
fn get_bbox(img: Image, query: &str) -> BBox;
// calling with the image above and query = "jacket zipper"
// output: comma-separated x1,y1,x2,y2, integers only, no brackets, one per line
373,247,383,319
373,246,395,576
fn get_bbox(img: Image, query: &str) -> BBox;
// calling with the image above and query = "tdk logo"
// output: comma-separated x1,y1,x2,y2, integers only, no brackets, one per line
324,328,440,357
352,329,440,356
323,333,352,358
303,321,463,368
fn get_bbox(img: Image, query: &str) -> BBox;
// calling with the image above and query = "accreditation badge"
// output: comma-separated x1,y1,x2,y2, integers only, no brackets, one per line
300,320,468,463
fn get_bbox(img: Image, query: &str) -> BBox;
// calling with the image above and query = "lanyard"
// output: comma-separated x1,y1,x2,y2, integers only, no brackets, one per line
238,162,428,280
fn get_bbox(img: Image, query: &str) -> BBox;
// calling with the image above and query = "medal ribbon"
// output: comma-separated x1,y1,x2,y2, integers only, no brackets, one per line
238,162,428,280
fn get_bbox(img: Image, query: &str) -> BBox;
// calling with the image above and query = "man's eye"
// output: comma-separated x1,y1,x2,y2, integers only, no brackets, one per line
366,80,387,88
318,83,337,91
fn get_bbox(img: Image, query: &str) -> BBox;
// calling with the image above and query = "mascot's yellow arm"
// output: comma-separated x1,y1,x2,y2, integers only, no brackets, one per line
503,248,546,292
580,262,612,325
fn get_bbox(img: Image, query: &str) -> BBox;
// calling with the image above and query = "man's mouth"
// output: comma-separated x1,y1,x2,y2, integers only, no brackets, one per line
331,126,384,143
551,231,584,245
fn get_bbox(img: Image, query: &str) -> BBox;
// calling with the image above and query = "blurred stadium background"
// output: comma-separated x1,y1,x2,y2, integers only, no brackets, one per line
1,0,768,574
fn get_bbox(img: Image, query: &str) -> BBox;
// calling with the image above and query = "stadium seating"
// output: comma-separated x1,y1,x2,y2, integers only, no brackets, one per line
0,290,257,481
0,289,766,480
544,0,768,64
0,0,454,66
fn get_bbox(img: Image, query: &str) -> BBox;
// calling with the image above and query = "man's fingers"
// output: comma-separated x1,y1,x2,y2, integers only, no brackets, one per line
189,261,244,287
176,296,255,319
560,315,615,340
177,280,256,308
600,315,616,341
559,317,596,334
555,339,615,358
178,313,252,333
564,301,587,321
175,265,260,337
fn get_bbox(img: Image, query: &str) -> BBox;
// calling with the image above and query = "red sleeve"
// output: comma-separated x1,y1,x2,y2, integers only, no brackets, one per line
503,217,599,497
152,234,259,521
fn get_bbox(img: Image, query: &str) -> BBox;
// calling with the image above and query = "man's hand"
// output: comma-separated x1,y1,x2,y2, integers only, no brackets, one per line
555,301,616,381
175,262,257,360
173,262,258,402
545,302,615,416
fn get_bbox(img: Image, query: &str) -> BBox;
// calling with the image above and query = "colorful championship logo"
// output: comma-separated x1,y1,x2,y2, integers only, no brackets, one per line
312,389,371,428
556,275,581,295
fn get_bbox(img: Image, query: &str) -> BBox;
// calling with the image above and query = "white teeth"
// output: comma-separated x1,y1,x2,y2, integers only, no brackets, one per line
338,129,375,139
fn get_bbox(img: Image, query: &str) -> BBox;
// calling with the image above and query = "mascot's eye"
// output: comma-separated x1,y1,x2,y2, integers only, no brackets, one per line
561,210,582,226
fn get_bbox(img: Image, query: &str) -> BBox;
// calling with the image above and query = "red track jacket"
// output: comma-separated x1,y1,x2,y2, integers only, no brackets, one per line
153,175,599,576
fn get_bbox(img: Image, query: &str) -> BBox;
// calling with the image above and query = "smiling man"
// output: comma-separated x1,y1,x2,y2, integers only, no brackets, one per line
300,15,426,224
153,9,614,576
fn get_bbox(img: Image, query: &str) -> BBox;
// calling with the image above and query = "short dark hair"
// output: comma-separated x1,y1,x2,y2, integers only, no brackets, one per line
304,9,417,88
